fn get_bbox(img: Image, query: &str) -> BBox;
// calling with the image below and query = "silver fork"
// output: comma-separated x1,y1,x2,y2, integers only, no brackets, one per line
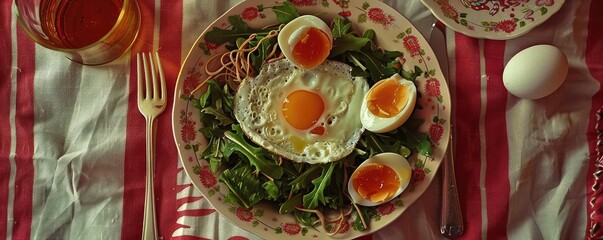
137,52,166,240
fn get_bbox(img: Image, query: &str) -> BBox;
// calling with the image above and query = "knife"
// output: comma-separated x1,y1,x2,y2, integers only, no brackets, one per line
429,21,464,239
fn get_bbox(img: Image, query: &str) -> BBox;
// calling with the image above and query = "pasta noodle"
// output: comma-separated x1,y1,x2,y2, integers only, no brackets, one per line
191,29,282,94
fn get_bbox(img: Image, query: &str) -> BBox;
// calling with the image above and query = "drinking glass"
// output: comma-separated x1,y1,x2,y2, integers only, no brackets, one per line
14,0,141,65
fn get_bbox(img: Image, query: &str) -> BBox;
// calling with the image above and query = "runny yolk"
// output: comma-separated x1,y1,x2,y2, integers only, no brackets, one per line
352,163,401,203
282,90,324,130
366,79,410,118
292,27,331,69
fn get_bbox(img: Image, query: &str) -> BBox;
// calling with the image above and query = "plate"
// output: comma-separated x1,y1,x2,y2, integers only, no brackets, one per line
420,0,565,39
172,0,450,238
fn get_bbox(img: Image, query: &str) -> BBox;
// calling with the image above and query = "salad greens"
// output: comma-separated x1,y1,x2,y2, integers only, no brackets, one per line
195,1,432,232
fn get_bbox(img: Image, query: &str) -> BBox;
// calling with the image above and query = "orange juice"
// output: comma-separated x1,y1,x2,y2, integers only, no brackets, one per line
16,0,141,65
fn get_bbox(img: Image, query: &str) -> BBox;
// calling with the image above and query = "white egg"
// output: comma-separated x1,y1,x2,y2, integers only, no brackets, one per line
347,153,412,207
503,44,568,99
360,73,417,133
277,15,333,70
234,59,369,164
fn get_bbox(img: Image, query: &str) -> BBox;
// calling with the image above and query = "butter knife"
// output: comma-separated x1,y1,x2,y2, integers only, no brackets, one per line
429,21,464,239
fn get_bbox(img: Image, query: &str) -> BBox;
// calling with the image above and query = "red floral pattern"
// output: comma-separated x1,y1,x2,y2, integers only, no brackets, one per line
425,77,441,98
402,35,421,57
205,40,219,50
339,10,351,17
494,20,517,33
182,70,201,95
236,208,254,222
377,202,395,215
410,168,426,186
199,166,217,188
241,7,259,21
431,0,559,37
367,8,394,27
429,123,444,143
179,110,196,143
332,0,347,8
536,0,554,6
283,222,302,235
524,9,535,21
290,0,315,6
441,3,459,20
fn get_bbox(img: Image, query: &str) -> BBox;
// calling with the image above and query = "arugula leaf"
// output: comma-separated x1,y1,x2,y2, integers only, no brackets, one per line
331,18,351,38
272,1,299,24
279,193,303,214
347,51,397,84
220,165,265,209
223,124,284,179
295,210,318,227
196,80,235,139
249,36,276,72
352,206,377,231
302,162,336,209
362,29,375,41
330,34,370,57
401,65,424,81
401,126,432,157
200,107,233,126
221,84,235,114
197,79,226,110
205,15,260,45
289,165,321,193
263,181,280,200
200,137,225,173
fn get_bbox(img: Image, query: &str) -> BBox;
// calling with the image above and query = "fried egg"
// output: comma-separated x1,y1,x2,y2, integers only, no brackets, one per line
234,59,369,164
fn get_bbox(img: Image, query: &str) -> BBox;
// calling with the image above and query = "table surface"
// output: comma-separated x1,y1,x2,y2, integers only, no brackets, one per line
1,0,602,239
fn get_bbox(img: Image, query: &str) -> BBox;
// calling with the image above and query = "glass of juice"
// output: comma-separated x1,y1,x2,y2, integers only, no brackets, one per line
14,0,141,65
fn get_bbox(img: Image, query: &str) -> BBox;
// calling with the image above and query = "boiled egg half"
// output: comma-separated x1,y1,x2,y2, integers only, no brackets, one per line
278,15,333,69
360,73,417,133
348,153,412,206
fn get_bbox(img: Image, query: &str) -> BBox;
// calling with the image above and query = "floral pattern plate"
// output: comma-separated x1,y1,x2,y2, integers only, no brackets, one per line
421,0,565,39
172,0,451,239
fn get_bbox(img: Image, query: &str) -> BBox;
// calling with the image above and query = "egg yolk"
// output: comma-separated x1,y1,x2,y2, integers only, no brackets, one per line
292,27,331,69
366,79,410,118
352,163,401,203
282,90,324,130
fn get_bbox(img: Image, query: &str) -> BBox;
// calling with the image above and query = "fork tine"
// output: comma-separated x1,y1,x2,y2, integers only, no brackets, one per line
142,52,152,100
149,52,159,99
154,52,166,100
137,53,143,101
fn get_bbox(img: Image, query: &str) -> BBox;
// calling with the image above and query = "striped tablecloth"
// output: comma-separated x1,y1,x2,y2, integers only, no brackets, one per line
1,0,602,239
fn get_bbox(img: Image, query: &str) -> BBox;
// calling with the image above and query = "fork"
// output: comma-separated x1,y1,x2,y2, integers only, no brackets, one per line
137,52,166,240
429,22,464,238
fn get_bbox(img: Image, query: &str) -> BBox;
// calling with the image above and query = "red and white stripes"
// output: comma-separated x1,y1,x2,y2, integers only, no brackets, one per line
123,0,184,238
0,1,15,239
